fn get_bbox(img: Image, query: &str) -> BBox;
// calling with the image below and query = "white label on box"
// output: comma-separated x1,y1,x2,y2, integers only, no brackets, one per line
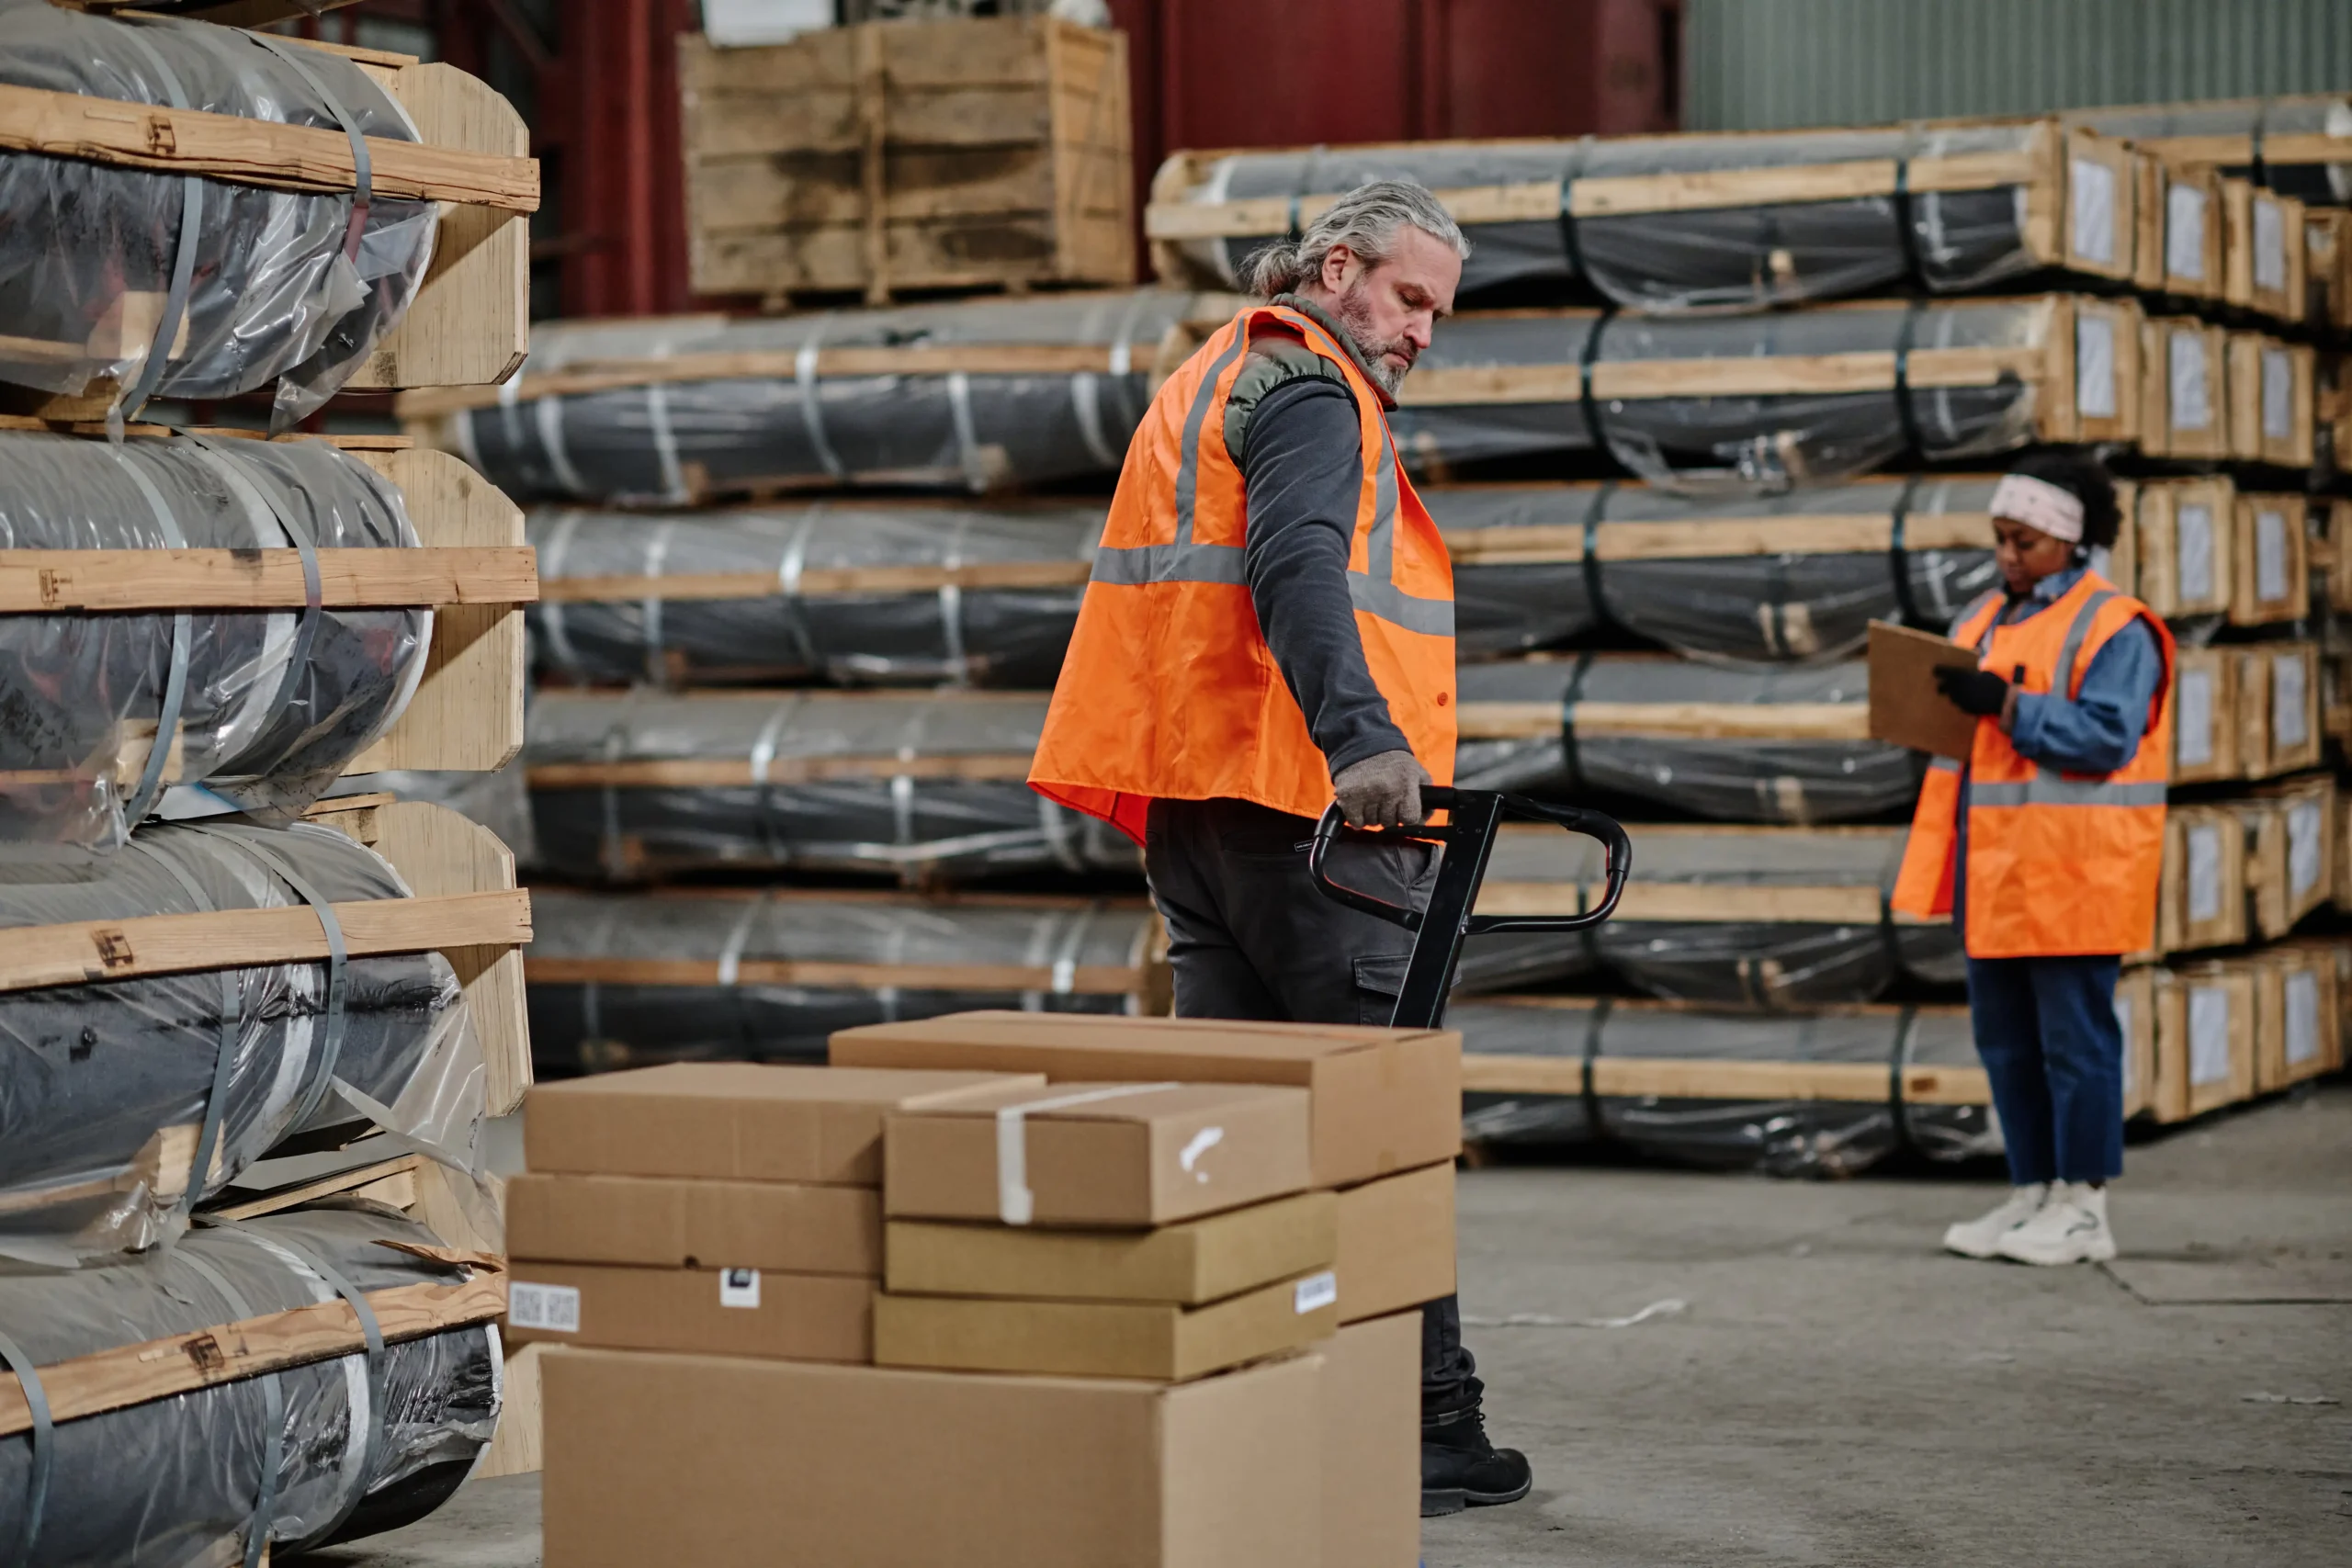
2290,801,2324,897
2188,987,2232,1086
719,1268,762,1308
2176,668,2214,767
2176,504,2215,603
2187,824,2222,923
2165,183,2208,279
510,1281,582,1334
2075,315,2117,419
2262,348,2292,441
2255,197,2287,291
2070,157,2117,265
2167,331,2211,432
2256,509,2290,604
1293,1271,1339,1315
2114,993,2135,1098
2274,653,2308,748
2286,972,2321,1066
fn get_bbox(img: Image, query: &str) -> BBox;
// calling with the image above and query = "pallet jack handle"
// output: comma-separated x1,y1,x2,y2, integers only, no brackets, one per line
1307,785,1632,1030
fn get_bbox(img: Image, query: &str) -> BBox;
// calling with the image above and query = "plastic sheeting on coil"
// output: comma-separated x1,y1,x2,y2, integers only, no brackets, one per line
0,1,436,425
0,1205,500,1562
0,431,429,851
0,819,484,1264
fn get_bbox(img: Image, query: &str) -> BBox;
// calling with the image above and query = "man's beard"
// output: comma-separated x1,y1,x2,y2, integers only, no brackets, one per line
1331,281,1416,396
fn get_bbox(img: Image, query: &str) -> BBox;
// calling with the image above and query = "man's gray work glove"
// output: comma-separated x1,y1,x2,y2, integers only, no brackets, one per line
1332,749,1431,831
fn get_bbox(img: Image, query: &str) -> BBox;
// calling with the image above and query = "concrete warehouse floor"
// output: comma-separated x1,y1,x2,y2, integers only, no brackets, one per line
317,1084,2351,1568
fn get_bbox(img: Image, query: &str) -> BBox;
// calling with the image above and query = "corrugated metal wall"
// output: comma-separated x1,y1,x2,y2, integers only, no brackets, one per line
1687,0,2352,131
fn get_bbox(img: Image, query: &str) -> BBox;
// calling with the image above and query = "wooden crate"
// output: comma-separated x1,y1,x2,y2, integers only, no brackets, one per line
2252,943,2342,1094
2254,773,2339,935
2132,159,2224,300
2157,803,2248,955
2224,333,2317,468
678,18,1134,305
2150,961,2258,1122
2274,936,2352,1077
2220,177,2308,325
2115,964,2158,1120
0,30,535,402
2132,476,2234,618
2170,644,2239,785
2137,317,2230,460
2228,493,2311,628
2307,208,2352,331
2233,640,2322,780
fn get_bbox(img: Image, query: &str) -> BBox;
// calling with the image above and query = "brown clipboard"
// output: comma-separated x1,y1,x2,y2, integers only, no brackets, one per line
1866,620,1983,760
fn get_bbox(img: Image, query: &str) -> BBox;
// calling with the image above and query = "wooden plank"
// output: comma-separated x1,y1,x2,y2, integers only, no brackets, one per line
1461,1054,1989,1104
1569,701,1872,740
0,83,537,212
526,753,1036,790
0,1269,506,1440
211,1155,424,1222
347,449,527,774
523,956,1146,994
537,558,1092,604
0,547,535,612
475,1341,547,1480
1473,879,1885,925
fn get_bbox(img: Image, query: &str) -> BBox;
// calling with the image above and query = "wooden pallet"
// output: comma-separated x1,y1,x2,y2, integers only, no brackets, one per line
0,26,534,404
680,17,1132,305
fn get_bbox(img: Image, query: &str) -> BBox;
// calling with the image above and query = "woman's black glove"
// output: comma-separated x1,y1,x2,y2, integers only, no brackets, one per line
1933,664,2009,717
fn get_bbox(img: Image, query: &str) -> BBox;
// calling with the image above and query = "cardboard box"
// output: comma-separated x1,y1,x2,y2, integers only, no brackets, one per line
524,1063,1039,1185
1323,1311,1422,1568
542,1347,1323,1568
1336,1163,1456,1324
875,1269,1338,1382
885,1080,1313,1227
505,1261,874,1362
833,1012,1461,1188
887,1190,1338,1305
509,1172,882,1275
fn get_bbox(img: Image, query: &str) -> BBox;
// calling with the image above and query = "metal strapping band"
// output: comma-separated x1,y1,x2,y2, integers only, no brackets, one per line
536,509,588,675
126,837,240,1219
1577,995,1614,1134
1067,299,1119,468
244,33,372,266
113,28,205,426
716,892,769,987
1557,649,1597,792
945,371,987,492
1049,903,1098,995
176,1248,286,1568
1892,300,1925,462
1579,481,1619,629
1037,791,1081,873
599,718,632,880
205,1219,389,1547
536,392,589,500
775,508,825,673
643,333,686,502
1577,310,1615,462
1886,1005,1922,1155
795,317,846,481
1172,323,1254,544
184,434,326,748
1556,136,1595,284
1891,137,1928,291
2053,589,2118,698
1887,474,1925,626
639,518,679,686
0,1326,52,1565
2249,101,2269,188
939,514,970,682
748,695,801,865
888,705,929,853
103,444,194,825
196,829,351,1137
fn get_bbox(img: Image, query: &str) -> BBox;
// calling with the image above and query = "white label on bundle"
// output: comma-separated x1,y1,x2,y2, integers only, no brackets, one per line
719,1268,762,1309
2188,824,2222,923
2274,652,2308,748
510,1281,582,1334
2070,157,2117,264
2168,331,2211,432
2290,801,2323,897
2075,315,2118,418
2287,972,2321,1066
2165,183,2208,279
2262,348,2292,440
1294,1271,1339,1315
2176,668,2214,766
2255,197,2287,291
2256,509,2290,604
2114,994,2135,1098
2188,987,2232,1086
2177,504,2215,604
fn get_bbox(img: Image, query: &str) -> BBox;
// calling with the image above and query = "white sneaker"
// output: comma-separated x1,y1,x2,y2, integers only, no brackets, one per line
1942,1184,2049,1258
1995,1181,2116,1266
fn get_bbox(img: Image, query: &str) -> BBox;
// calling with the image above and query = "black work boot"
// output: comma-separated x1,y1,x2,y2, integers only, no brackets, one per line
1420,1407,1533,1517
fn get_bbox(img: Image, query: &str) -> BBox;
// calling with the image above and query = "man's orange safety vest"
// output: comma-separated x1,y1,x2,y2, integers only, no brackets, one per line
1030,300,1457,842
1891,571,2175,957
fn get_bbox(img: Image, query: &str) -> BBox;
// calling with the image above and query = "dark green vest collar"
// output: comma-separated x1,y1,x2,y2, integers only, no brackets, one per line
1270,292,1397,411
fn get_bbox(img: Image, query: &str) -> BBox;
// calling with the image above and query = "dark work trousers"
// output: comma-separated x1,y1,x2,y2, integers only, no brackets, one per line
1144,795,1481,1423
1964,953,2127,1185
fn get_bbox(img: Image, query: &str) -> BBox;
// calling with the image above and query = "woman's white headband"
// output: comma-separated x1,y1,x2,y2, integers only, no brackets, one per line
1991,474,2086,544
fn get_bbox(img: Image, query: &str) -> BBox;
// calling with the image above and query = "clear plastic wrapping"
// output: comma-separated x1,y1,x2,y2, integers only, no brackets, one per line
0,0,436,425
0,431,430,852
326,766,540,868
0,1203,500,1564
523,690,1136,883
531,502,1099,688
526,890,1158,1074
1455,657,1918,824
1454,998,1998,1176
0,819,485,1263
450,292,1200,505
1162,122,2073,311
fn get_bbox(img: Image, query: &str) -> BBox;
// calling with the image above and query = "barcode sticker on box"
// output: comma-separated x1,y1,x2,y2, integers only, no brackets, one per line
2188,824,2222,923
1294,1271,1338,1315
2076,315,2117,419
2287,971,2320,1066
2188,987,2231,1087
719,1268,762,1309
2165,183,2207,280
2070,157,2117,265
2176,669,2213,767
510,1282,582,1334
2177,504,2215,603
2168,331,2211,433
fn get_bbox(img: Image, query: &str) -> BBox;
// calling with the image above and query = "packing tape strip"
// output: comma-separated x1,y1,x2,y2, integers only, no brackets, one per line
994,1082,1182,1225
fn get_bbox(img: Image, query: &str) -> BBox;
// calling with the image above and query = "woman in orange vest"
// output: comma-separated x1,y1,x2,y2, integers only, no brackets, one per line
1891,451,2173,1268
